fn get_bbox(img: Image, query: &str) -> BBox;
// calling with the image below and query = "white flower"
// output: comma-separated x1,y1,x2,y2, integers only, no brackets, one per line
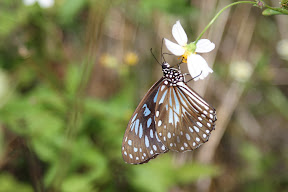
164,21,215,81
23,0,54,8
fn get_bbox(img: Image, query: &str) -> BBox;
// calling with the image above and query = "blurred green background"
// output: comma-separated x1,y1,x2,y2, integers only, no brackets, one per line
0,0,288,191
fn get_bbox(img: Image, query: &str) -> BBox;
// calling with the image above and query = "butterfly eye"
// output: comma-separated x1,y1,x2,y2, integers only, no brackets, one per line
122,63,216,164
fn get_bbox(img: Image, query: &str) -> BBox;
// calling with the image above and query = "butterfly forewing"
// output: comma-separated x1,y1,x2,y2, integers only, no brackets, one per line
122,78,168,164
154,81,216,152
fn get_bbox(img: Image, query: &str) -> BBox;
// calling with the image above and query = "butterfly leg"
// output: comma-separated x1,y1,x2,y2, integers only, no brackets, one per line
184,71,203,83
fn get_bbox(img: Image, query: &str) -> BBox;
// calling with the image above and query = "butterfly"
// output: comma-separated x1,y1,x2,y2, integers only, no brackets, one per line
122,60,217,164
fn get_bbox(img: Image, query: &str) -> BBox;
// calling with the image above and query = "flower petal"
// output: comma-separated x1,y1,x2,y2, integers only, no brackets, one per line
187,54,213,81
38,0,54,8
195,39,215,53
23,0,36,6
172,21,188,46
164,38,185,56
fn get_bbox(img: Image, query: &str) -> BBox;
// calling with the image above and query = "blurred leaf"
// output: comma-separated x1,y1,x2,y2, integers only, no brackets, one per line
0,173,33,192
61,175,96,192
239,142,263,179
139,0,195,16
267,87,288,120
130,155,219,192
58,0,87,25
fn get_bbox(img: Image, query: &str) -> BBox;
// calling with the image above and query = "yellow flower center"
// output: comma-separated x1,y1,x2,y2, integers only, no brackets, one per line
181,42,197,63
181,51,190,63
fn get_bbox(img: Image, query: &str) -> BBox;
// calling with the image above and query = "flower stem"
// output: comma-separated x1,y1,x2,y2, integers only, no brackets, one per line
265,4,288,15
195,1,256,43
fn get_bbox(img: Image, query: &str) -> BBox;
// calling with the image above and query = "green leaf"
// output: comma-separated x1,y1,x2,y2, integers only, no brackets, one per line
130,155,220,192
58,0,87,25
0,173,33,192
262,8,286,16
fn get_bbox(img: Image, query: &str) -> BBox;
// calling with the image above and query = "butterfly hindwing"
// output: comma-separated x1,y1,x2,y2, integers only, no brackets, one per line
154,81,216,151
122,78,168,164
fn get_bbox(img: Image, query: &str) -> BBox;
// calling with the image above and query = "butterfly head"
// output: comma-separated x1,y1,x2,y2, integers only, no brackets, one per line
161,62,170,69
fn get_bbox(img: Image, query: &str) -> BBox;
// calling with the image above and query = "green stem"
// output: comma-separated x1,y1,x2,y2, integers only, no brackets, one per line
265,4,288,15
195,1,256,43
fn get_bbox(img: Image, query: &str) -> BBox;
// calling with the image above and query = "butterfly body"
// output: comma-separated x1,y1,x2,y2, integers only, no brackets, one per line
122,62,216,164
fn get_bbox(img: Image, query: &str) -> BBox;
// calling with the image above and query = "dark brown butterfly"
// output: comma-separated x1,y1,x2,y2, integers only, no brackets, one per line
122,61,217,164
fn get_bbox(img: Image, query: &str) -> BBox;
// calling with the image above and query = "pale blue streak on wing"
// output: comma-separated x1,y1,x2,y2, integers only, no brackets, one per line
131,113,137,123
135,122,139,135
169,108,173,124
134,119,139,133
172,88,180,114
142,104,151,116
153,87,161,103
139,123,143,138
147,117,152,128
169,90,172,106
130,121,135,131
174,112,180,126
177,87,198,113
159,89,168,104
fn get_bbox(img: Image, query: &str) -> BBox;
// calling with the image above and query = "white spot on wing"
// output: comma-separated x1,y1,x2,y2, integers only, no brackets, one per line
186,133,191,140
153,145,157,151
189,127,193,132
128,140,132,146
158,120,162,126
168,132,171,139
155,133,161,142
134,147,138,152
156,111,159,117
197,122,203,127
194,126,199,132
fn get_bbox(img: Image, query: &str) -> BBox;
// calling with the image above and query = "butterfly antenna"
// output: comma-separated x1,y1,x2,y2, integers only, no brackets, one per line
150,48,161,66
161,38,167,63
